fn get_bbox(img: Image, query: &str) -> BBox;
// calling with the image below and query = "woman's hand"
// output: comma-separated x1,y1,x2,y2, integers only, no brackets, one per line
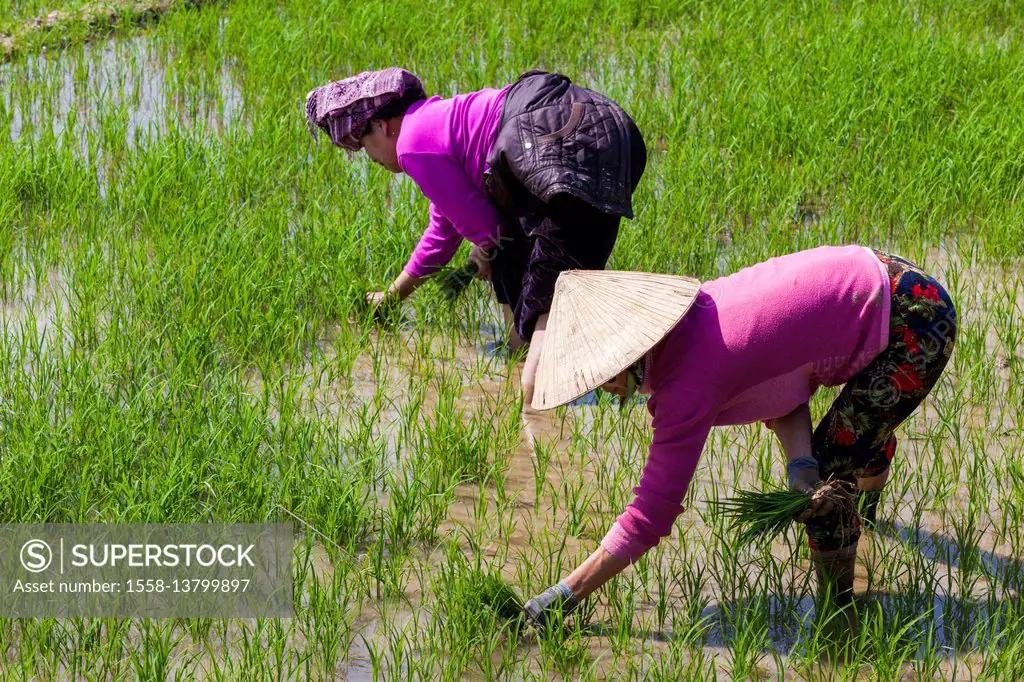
364,290,401,322
522,582,578,630
768,404,831,520
468,245,492,281
365,290,390,308
767,403,818,492
365,271,429,320
523,545,629,630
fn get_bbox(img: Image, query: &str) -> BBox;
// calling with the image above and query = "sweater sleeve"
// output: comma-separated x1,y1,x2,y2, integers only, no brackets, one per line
404,203,464,277
600,386,715,562
400,152,501,249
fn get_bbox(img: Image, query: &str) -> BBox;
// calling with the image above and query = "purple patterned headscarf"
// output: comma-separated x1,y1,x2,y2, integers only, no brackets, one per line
305,67,425,151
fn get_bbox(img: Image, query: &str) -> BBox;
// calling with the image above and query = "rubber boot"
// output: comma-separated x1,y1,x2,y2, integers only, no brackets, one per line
811,543,861,658
811,544,857,608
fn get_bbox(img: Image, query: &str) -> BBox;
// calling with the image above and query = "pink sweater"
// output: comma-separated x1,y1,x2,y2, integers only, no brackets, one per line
601,246,892,562
396,87,510,277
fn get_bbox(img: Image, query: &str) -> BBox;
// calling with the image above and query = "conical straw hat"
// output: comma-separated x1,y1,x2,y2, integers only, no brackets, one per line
532,270,701,411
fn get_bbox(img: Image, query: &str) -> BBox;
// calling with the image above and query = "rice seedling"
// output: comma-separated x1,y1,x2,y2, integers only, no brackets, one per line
713,480,857,547
434,260,479,302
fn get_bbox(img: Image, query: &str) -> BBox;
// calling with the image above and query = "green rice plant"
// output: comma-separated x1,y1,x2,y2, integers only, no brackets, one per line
476,571,525,622
430,541,525,676
535,616,590,677
127,620,182,681
435,260,480,302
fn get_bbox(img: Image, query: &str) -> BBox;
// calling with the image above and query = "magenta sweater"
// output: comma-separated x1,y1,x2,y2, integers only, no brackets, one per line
395,86,510,277
600,246,892,562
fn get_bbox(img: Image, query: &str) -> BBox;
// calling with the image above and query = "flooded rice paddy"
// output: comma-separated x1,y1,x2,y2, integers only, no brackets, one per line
2,0,1024,678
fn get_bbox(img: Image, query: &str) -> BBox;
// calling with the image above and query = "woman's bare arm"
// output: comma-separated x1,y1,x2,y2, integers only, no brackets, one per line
389,270,428,299
367,270,428,309
564,545,630,600
765,402,814,464
523,545,629,626
766,403,824,506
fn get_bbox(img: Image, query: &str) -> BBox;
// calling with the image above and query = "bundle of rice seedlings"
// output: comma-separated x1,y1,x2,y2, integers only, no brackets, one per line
714,479,857,545
474,571,524,621
436,260,479,301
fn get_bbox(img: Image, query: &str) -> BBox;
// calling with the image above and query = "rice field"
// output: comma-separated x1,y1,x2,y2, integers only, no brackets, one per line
1,0,1023,678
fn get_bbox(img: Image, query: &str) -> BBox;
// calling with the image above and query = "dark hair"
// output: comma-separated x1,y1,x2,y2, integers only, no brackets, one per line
371,89,427,121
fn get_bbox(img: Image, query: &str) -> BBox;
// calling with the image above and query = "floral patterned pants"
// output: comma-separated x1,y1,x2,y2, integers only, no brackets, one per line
806,251,957,551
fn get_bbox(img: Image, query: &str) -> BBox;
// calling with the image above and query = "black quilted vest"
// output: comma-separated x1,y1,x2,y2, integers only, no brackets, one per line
484,70,646,219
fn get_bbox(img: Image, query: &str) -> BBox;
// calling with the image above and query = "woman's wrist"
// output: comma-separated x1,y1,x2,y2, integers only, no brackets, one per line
787,455,821,493
564,545,630,601
391,271,426,299
786,455,820,474
553,580,578,606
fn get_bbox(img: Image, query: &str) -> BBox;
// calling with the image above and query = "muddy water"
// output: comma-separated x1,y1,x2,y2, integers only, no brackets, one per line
0,29,242,161
238,306,606,674
0,261,68,347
